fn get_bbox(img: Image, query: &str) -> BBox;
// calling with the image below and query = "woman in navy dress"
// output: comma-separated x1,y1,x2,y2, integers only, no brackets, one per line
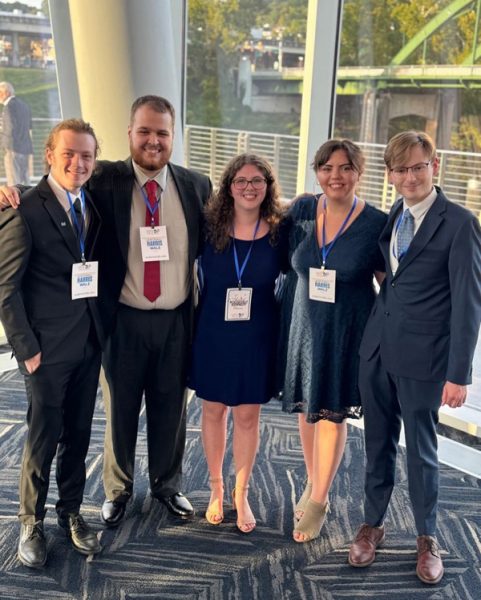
189,154,285,533
277,140,387,542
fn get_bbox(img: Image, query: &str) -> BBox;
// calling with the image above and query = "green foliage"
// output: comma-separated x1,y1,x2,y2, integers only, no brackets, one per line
0,67,60,117
186,0,306,134
0,2,36,13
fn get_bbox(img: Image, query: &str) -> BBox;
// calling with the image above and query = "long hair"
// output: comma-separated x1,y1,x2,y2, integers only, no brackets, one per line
205,153,284,252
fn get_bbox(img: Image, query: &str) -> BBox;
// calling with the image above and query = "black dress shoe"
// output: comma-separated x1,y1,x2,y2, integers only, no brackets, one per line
58,513,101,555
158,492,195,519
100,499,126,527
18,521,47,568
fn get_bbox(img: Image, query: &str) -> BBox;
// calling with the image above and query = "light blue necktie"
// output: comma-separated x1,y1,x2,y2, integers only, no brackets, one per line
396,208,414,260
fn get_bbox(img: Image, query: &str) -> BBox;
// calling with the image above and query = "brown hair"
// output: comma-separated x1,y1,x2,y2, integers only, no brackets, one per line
130,95,175,127
44,118,99,172
312,138,365,174
205,153,284,251
384,130,436,170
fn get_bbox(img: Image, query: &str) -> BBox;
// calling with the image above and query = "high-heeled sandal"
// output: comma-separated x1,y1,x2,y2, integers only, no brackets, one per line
232,485,256,534
294,480,313,521
205,477,224,525
293,498,330,543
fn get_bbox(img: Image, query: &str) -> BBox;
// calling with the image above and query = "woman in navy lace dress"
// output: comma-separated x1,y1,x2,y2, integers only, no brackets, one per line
278,140,387,542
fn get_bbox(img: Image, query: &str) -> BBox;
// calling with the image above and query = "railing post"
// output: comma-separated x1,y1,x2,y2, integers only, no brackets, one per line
437,150,447,188
273,135,281,177
210,128,217,182
184,126,191,168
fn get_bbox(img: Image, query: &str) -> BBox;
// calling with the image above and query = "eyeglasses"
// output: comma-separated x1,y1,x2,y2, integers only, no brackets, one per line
390,162,431,177
232,177,267,190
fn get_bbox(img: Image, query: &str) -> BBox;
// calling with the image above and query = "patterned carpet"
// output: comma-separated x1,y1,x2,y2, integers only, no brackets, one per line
0,368,480,599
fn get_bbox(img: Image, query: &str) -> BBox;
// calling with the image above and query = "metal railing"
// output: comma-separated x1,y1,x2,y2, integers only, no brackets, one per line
185,124,481,217
4,118,481,218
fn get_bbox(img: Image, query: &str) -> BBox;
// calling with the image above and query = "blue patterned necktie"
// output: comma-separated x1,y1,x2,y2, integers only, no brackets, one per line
396,208,414,260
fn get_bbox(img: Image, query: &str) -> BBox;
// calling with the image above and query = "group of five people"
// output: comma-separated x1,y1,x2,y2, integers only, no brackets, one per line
0,95,479,587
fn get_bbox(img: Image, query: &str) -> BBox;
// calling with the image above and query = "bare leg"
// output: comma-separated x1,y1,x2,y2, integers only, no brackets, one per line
232,404,261,533
201,400,228,523
295,414,315,518
294,419,347,542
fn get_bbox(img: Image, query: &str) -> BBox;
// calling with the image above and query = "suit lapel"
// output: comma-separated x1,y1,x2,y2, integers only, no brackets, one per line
168,163,197,266
84,189,101,260
38,177,81,261
393,191,447,278
113,159,135,264
379,197,402,272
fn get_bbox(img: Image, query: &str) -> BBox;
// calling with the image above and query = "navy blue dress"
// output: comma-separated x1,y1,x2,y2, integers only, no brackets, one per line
189,231,286,406
278,195,388,422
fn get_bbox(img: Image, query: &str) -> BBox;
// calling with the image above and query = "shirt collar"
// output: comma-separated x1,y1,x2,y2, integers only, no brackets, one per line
403,186,437,221
132,161,168,191
3,95,13,106
47,173,80,213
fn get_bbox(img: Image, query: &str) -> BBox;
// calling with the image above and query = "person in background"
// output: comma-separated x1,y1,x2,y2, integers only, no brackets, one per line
0,119,103,568
278,139,387,543
349,131,481,585
0,82,33,186
189,154,286,533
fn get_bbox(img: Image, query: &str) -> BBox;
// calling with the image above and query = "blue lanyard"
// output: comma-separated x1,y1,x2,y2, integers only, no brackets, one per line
319,195,358,267
66,189,86,262
232,219,260,289
140,183,160,227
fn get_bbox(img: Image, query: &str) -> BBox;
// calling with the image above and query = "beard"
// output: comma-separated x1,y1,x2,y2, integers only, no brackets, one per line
129,142,172,173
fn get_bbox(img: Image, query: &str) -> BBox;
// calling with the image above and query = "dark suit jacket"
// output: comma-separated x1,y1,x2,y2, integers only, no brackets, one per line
359,187,481,384
0,177,104,364
1,96,33,155
86,159,211,337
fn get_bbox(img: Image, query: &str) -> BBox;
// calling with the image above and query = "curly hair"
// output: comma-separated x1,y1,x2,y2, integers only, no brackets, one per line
205,153,285,252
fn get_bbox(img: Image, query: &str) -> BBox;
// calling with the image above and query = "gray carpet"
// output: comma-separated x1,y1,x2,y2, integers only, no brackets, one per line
0,368,480,599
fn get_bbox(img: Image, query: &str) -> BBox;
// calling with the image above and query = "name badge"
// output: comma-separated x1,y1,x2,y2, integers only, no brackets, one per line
225,288,253,321
72,261,99,299
309,267,336,303
140,226,169,262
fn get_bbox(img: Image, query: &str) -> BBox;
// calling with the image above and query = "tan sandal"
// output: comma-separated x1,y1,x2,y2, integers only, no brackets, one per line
232,485,256,534
205,478,224,525
293,498,330,542
295,481,313,521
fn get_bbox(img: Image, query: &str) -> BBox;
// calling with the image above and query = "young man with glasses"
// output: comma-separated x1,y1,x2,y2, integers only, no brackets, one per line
349,131,481,584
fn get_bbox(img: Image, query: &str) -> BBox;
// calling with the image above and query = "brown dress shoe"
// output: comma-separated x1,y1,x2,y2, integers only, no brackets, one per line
416,535,444,584
348,523,385,567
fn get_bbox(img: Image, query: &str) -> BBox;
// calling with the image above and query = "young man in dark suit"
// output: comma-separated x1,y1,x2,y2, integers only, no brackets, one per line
88,96,211,526
0,119,104,568
349,131,481,584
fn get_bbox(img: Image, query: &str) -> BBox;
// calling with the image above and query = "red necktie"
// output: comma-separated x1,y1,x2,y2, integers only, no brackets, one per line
143,180,161,301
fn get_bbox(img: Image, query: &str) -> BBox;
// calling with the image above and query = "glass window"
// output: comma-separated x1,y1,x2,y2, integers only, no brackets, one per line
0,0,60,183
335,0,481,214
185,0,307,196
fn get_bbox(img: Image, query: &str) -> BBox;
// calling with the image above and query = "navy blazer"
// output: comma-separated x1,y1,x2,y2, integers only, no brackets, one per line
0,177,104,363
1,96,33,154
359,187,481,384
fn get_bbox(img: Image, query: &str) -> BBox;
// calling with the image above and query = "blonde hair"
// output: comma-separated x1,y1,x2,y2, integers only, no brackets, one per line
384,131,436,170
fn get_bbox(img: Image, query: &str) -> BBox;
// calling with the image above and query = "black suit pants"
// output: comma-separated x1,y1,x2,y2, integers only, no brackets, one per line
102,303,189,502
359,351,443,536
18,338,101,525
